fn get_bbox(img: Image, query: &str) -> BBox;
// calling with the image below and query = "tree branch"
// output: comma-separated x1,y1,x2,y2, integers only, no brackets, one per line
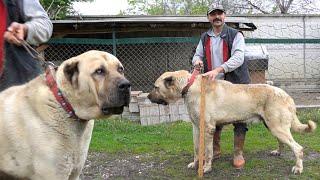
246,0,270,14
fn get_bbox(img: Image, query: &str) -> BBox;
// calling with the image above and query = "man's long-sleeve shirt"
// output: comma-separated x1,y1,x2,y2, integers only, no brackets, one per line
192,28,245,79
23,0,53,46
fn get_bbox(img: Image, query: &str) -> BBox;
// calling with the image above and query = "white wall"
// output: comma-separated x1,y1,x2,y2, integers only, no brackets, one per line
240,15,320,80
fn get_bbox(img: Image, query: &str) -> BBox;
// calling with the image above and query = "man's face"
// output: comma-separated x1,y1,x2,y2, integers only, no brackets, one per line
207,10,225,28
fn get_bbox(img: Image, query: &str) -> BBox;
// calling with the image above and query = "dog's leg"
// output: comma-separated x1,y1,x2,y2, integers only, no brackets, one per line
269,128,303,174
203,127,214,173
188,124,199,169
270,138,284,156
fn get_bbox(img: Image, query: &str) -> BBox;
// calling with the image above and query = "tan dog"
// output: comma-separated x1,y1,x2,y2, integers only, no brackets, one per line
148,70,316,174
0,50,131,180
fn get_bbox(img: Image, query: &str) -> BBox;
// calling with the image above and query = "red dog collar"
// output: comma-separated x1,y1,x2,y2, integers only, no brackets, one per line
45,65,83,121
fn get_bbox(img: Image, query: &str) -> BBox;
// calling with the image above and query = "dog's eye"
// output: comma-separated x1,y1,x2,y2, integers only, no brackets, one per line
118,66,124,74
95,68,105,75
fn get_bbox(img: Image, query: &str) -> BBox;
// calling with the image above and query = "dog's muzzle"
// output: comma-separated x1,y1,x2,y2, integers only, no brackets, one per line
101,78,131,115
118,78,131,106
147,93,168,105
101,106,124,115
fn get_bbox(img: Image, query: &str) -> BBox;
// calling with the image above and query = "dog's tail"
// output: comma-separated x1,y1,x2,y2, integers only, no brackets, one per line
291,115,317,133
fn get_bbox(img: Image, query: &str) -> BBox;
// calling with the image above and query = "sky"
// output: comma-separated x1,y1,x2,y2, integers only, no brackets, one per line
73,0,128,15
73,0,320,15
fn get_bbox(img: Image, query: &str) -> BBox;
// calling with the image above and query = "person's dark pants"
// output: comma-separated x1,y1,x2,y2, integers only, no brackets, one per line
213,123,248,159
0,43,41,92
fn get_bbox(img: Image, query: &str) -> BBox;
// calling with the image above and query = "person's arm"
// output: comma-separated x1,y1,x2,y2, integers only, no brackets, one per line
23,0,53,45
192,39,204,67
220,32,245,73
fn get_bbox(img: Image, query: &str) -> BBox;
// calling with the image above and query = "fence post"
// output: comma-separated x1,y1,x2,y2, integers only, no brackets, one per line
112,26,117,56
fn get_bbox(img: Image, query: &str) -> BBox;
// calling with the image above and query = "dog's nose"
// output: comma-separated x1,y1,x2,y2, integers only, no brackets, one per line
118,79,131,91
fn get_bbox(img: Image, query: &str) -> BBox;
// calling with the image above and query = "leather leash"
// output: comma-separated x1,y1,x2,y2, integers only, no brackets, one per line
181,65,203,97
20,40,84,121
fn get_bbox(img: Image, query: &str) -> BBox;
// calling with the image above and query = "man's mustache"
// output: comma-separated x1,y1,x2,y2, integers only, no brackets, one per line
213,18,222,22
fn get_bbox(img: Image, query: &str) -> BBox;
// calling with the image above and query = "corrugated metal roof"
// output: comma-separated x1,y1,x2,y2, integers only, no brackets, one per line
53,16,251,24
52,16,257,34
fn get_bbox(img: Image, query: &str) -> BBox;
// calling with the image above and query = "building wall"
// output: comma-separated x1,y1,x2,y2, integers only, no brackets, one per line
241,15,320,81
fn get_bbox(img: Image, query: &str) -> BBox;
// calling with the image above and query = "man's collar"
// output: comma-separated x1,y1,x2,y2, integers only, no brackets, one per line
207,23,226,37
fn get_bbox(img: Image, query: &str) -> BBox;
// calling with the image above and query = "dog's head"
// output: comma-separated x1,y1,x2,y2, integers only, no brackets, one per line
148,70,189,105
56,50,131,119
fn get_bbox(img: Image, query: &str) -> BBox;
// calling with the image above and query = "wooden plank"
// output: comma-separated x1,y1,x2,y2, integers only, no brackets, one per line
198,76,206,177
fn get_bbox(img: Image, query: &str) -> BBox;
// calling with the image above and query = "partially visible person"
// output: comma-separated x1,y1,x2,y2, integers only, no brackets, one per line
192,3,250,169
0,0,53,91
0,1,6,77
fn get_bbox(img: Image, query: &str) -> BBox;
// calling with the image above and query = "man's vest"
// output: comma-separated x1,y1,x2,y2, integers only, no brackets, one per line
0,0,41,91
200,25,250,84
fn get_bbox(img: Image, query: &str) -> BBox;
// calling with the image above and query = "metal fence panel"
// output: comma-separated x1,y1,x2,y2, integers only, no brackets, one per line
46,37,320,107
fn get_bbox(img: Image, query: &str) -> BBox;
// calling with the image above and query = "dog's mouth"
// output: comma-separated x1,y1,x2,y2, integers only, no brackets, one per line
101,106,124,115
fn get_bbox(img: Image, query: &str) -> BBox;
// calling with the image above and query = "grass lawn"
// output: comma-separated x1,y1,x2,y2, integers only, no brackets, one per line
87,109,320,179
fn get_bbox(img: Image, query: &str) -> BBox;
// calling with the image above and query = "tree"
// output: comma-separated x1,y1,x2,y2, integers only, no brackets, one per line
40,0,92,19
233,0,319,14
125,0,320,15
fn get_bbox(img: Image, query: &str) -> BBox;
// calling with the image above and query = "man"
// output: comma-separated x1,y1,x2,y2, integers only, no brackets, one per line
192,4,250,169
0,0,53,91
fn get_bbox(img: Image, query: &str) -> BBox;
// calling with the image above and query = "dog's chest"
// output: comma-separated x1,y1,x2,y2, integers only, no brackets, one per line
50,120,94,176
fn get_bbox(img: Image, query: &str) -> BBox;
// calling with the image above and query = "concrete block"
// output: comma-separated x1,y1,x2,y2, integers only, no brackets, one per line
178,103,188,115
129,102,140,113
169,103,179,115
140,116,160,126
137,93,151,104
148,116,160,125
159,115,170,123
179,114,191,122
149,105,160,116
130,91,142,103
170,114,180,122
140,116,148,126
159,104,170,115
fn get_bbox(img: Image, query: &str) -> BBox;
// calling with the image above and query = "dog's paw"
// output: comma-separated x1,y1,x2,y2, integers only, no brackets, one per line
270,150,281,156
203,164,212,174
291,166,303,174
187,162,196,169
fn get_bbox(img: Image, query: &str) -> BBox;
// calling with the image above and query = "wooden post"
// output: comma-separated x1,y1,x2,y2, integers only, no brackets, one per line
198,76,206,177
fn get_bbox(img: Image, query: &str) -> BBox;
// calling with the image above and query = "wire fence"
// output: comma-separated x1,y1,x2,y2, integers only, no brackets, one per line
46,37,320,107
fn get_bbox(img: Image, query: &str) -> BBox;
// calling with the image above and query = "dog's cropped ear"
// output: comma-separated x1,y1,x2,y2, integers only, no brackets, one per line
164,76,175,88
63,61,79,88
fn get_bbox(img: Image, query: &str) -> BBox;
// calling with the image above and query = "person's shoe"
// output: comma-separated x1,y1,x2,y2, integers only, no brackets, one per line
233,154,245,169
233,125,246,169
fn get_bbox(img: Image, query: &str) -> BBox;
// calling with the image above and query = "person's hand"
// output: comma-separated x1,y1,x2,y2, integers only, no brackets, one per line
193,59,203,70
4,22,28,46
202,69,219,81
202,67,224,81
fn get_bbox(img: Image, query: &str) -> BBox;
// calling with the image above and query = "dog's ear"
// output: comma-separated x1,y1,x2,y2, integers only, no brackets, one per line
63,61,79,88
164,76,175,88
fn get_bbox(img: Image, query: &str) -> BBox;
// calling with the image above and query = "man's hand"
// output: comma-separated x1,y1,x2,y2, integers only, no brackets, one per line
4,22,28,46
202,66,224,81
193,59,203,70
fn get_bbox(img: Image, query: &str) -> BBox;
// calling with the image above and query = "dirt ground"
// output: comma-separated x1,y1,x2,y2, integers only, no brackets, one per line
81,150,320,179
